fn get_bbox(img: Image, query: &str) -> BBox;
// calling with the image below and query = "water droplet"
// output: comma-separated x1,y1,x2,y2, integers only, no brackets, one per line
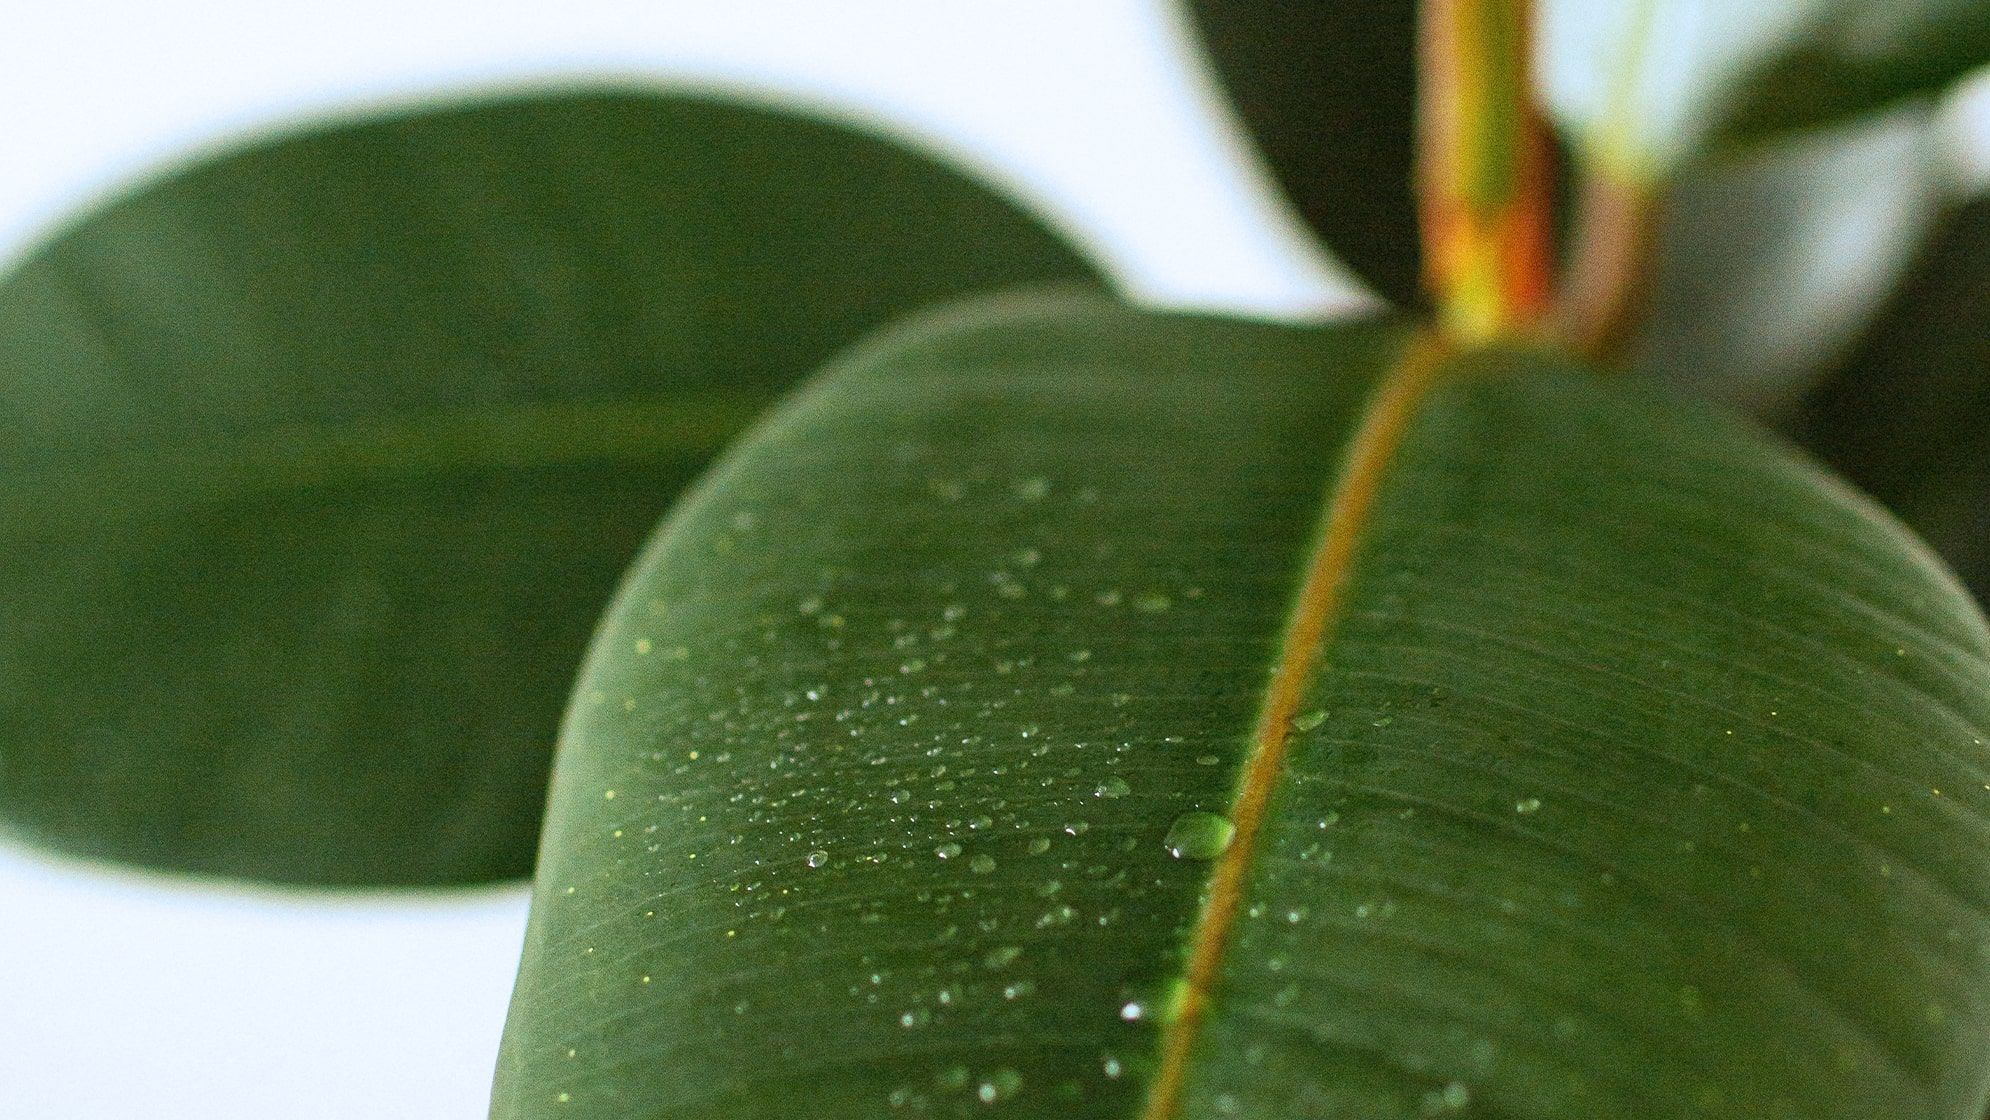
1423,1081,1471,1112
805,850,829,868
1094,777,1131,799
978,1069,1022,1102
935,843,964,860
1514,797,1542,814
1165,811,1236,860
1027,836,1052,855
1133,592,1172,613
1292,709,1326,732
969,853,997,874
1014,477,1050,501
1119,1000,1146,1021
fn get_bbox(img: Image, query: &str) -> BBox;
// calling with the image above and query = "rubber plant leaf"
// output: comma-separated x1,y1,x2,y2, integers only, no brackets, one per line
0,89,1097,885
494,291,1990,1119
1785,195,1990,601
1182,0,1422,305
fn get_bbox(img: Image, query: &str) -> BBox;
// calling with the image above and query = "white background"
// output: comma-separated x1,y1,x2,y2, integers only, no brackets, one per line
0,4,1354,1118
2,4,1987,1119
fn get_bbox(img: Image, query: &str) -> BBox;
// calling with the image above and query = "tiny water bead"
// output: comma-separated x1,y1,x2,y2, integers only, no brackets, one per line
1094,777,1132,799
1291,709,1326,732
1165,811,1236,860
805,850,830,868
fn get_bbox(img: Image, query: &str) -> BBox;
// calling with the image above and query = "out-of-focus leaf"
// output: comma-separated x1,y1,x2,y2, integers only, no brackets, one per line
1788,195,1990,598
1637,106,1946,406
1540,0,1819,175
1182,0,1421,305
1711,1,1990,151
0,90,1096,885
494,291,1990,1119
1543,1,1987,175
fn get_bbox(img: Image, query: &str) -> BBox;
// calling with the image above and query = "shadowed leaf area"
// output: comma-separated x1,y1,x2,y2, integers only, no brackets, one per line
1788,196,1990,600
0,89,1095,885
1185,0,1422,304
496,291,1990,1118
1709,0,1990,152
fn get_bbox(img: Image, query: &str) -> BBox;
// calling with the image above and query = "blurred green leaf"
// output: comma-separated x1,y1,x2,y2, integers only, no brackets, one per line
1544,2,1986,176
495,291,1990,1118
1636,106,1946,405
0,89,1096,885
1787,195,1990,599
1182,0,1421,305
1711,1,1990,151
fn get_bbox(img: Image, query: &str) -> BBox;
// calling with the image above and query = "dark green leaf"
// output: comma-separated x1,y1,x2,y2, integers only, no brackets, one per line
495,291,1990,1118
1182,0,1422,304
1711,1,1990,151
0,90,1096,885
1787,195,1990,600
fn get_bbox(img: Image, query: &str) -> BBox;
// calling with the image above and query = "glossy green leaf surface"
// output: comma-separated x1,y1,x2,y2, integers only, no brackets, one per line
0,90,1096,885
496,292,1990,1118
1183,0,1421,304
1788,196,1990,599
1711,1,1990,151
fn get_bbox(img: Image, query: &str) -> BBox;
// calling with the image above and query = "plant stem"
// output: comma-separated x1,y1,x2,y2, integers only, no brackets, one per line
1416,0,1554,343
1554,170,1662,363
1551,0,1664,363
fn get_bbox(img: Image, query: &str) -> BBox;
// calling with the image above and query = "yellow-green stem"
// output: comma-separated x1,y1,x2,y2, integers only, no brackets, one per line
1416,0,1554,343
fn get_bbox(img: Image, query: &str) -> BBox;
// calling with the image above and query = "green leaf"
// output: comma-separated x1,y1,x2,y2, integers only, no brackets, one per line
1636,105,1946,404
495,291,1990,1118
1787,195,1990,600
1183,0,1422,305
1711,2,1990,151
0,90,1096,885
1543,1,1990,173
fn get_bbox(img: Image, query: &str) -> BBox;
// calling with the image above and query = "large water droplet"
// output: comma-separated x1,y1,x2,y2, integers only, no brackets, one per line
805,850,829,869
1094,777,1131,799
1165,811,1236,860
1291,709,1326,732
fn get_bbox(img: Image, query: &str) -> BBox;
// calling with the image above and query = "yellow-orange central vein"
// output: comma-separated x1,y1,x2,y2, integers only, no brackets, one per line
1138,332,1452,1120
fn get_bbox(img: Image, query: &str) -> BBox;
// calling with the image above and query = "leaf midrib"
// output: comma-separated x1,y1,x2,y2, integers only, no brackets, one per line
1139,331,1452,1119
1,390,764,536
